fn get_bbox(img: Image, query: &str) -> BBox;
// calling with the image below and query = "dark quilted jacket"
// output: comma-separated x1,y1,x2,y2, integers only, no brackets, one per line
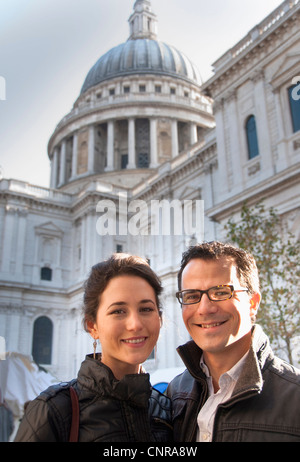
15,354,173,442
167,325,300,442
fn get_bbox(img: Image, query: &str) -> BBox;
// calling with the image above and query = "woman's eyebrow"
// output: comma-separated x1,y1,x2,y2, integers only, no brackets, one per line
106,299,155,310
106,301,127,310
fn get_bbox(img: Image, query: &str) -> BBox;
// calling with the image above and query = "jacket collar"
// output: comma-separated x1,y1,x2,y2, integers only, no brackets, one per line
77,354,152,407
177,324,273,396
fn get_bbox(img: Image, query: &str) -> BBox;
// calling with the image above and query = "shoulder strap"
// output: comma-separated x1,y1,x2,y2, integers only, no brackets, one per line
69,386,79,442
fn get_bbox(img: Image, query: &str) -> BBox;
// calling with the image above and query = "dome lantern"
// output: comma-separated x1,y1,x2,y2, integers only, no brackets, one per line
79,0,202,94
128,0,158,41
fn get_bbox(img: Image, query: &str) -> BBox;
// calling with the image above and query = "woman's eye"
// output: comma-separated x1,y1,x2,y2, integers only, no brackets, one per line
110,309,125,315
140,307,155,313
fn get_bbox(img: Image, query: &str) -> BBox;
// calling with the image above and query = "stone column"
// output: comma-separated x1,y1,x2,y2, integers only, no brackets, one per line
127,118,136,169
88,125,95,173
71,132,78,178
227,91,243,192
15,208,27,280
150,118,158,168
58,140,66,186
273,89,288,170
1,206,15,273
190,122,198,145
50,148,58,189
252,71,274,177
105,121,114,171
80,215,87,277
213,99,229,196
171,119,179,158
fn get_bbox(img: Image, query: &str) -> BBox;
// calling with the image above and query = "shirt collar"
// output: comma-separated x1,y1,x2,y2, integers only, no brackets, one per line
200,351,249,382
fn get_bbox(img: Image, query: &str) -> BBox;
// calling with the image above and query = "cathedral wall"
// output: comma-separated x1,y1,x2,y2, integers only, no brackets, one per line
203,5,300,230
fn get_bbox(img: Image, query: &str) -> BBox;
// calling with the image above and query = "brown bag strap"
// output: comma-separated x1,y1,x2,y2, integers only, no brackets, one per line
69,386,79,442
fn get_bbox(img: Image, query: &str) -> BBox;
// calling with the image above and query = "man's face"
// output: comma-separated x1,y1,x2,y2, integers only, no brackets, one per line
180,257,260,359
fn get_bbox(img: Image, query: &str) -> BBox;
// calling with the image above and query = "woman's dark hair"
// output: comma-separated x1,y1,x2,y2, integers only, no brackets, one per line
177,241,260,295
83,253,163,332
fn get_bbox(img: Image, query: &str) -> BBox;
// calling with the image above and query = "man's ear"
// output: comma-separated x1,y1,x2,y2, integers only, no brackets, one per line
250,292,261,317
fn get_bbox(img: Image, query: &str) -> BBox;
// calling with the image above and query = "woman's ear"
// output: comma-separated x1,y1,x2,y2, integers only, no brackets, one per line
86,320,98,339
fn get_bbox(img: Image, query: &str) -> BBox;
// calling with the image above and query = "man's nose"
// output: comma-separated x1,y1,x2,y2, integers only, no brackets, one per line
195,293,218,315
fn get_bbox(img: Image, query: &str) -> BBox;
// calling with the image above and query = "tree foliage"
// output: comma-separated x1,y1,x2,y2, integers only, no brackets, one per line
225,202,300,365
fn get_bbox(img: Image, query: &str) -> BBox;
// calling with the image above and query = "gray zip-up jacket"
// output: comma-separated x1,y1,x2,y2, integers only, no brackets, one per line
167,325,300,442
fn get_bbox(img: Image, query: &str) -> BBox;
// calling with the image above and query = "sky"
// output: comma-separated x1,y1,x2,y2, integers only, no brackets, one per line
0,0,284,187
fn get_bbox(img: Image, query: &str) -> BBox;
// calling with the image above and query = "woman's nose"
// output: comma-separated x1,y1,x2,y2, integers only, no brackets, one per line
126,312,143,331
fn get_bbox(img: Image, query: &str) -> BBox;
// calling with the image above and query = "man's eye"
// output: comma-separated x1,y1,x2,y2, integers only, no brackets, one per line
213,289,231,298
184,293,198,302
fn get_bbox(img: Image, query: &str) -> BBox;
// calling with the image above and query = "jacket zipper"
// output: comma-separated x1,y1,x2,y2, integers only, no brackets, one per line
189,386,209,442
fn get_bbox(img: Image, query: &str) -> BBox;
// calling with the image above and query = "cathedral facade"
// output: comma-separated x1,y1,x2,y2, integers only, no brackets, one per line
1,0,300,381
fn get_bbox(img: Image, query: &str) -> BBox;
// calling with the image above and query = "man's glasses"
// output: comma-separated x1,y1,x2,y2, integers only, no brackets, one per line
176,285,248,306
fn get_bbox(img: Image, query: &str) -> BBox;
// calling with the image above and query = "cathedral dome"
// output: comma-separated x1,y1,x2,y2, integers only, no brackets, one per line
80,38,201,94
48,1,214,193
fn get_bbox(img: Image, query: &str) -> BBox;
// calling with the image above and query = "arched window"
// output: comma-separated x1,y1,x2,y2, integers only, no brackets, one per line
32,316,53,365
246,115,259,160
41,266,52,281
288,84,300,133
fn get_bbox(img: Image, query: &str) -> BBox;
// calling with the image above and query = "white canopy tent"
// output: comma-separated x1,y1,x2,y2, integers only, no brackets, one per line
0,352,58,440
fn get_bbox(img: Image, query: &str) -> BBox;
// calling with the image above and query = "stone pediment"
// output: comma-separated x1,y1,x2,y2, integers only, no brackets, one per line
35,221,63,238
177,185,201,200
270,53,300,90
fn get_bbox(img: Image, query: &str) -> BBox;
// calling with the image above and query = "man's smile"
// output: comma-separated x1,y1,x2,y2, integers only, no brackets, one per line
197,321,227,329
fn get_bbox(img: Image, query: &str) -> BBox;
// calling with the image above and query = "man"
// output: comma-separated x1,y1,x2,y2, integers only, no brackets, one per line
167,241,300,442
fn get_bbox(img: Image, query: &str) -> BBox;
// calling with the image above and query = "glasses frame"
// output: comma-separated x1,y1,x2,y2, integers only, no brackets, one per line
176,284,249,306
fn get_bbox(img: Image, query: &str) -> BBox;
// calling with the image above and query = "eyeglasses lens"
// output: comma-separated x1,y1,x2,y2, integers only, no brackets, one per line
179,286,233,304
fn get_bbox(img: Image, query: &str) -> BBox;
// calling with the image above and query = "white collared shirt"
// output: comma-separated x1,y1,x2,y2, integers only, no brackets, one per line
196,352,248,442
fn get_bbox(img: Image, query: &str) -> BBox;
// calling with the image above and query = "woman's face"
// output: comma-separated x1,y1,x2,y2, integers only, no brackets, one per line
88,275,161,379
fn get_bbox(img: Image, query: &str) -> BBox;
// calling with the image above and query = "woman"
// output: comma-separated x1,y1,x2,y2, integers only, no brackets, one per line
15,253,172,442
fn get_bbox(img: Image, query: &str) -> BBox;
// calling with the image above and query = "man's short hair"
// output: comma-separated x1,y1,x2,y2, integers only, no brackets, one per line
177,241,260,295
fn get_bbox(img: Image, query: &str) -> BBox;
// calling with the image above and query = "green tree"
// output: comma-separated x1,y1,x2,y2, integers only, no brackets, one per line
225,201,300,365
